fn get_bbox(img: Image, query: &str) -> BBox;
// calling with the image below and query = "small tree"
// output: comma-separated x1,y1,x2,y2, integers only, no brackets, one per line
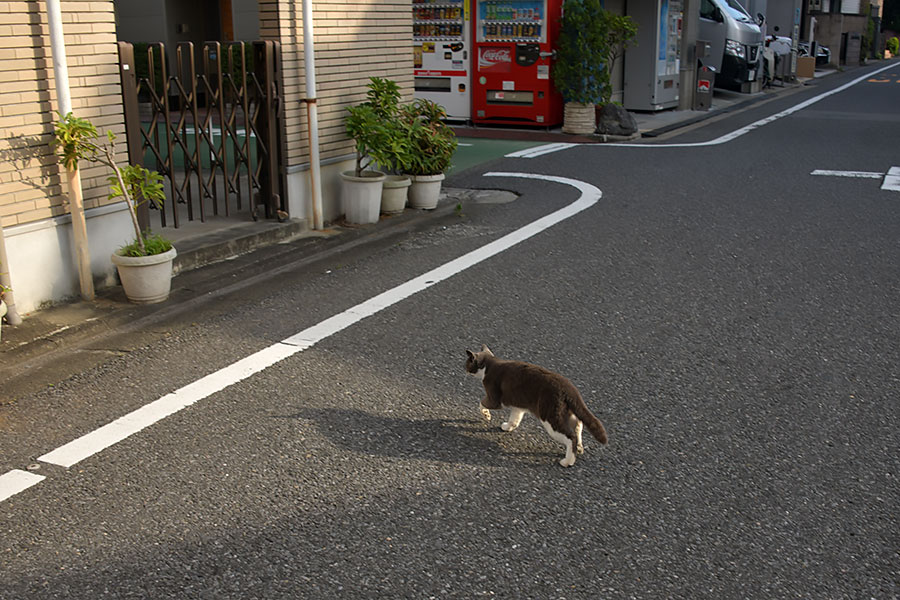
552,0,638,105
345,77,413,176
887,36,900,56
54,113,168,256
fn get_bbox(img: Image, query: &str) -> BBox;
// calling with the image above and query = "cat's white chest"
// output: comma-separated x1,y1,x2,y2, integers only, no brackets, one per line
473,367,486,381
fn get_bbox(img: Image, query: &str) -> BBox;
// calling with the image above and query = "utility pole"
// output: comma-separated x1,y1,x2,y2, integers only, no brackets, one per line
679,0,701,111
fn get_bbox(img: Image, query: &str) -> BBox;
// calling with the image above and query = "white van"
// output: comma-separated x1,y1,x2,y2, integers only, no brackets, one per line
699,0,764,89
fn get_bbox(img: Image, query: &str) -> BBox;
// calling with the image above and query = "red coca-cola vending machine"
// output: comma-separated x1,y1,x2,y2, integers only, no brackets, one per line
471,0,563,127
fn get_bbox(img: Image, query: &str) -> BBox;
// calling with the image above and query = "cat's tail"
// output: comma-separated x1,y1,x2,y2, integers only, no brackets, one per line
571,395,608,445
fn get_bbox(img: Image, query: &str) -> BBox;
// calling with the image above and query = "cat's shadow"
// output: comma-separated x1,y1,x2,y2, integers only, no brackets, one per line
279,407,552,467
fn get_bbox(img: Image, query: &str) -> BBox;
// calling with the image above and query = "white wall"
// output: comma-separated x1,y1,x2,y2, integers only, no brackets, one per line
5,205,133,314
285,158,355,225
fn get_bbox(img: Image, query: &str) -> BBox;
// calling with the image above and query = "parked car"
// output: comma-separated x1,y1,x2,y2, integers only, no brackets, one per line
798,41,832,66
698,0,765,90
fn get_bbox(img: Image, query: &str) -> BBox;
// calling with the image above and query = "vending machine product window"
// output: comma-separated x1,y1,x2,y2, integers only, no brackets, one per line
477,0,546,43
413,0,472,121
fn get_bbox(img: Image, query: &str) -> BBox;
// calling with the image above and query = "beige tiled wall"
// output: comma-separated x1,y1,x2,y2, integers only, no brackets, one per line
1,1,415,228
259,0,414,168
0,0,126,229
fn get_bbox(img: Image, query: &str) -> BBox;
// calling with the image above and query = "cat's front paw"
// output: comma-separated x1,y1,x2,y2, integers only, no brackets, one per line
559,456,576,467
480,407,492,421
501,421,518,432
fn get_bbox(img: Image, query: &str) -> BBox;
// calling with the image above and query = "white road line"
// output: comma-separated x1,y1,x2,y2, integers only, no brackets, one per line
27,172,600,477
811,169,884,178
0,470,46,503
508,62,897,157
506,143,577,158
881,166,900,192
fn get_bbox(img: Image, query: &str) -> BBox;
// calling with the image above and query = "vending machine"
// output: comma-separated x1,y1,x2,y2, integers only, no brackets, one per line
471,0,563,127
623,0,683,111
413,0,472,121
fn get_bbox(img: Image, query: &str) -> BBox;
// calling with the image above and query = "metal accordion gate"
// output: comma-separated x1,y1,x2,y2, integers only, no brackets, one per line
117,41,285,231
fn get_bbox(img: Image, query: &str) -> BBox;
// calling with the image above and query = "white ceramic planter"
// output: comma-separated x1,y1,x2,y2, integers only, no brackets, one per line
381,175,411,215
111,246,177,304
408,173,445,210
341,170,385,224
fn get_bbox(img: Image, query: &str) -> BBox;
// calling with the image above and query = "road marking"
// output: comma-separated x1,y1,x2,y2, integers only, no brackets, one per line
811,169,884,178
0,470,45,503
508,62,897,157
810,166,900,192
882,166,900,192
506,143,577,158
9,173,601,485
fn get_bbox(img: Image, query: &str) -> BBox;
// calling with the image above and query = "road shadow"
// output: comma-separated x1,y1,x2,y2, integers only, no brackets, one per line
278,406,554,468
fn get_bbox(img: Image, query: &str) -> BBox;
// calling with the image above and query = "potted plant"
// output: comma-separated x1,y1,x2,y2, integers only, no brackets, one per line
366,78,415,215
342,77,400,224
55,113,175,304
552,0,637,135
399,99,458,210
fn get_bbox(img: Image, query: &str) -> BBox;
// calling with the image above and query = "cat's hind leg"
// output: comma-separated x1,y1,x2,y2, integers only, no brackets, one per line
501,407,526,432
574,417,584,454
541,420,577,467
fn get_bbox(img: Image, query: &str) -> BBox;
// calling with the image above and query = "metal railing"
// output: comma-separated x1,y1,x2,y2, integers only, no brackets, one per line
117,41,285,230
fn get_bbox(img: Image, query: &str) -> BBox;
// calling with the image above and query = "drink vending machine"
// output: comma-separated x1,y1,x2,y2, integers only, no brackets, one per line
471,0,563,127
623,0,683,111
413,0,472,121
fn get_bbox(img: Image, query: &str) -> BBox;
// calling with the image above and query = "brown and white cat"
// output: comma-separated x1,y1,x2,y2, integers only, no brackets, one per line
465,345,608,467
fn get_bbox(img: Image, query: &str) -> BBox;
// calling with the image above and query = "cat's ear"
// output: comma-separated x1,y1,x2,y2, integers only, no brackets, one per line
466,350,475,360
481,344,493,356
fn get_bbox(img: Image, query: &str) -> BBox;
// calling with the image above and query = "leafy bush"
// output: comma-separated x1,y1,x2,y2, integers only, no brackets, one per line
54,113,170,256
398,99,457,176
552,0,637,105
887,37,899,56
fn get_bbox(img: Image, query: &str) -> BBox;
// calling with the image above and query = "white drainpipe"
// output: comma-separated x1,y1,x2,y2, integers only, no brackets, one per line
302,0,324,230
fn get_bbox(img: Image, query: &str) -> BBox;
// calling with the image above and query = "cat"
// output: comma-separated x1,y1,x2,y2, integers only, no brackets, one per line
465,345,608,467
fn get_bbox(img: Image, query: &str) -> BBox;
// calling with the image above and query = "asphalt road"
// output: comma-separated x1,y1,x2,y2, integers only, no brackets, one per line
2,63,899,599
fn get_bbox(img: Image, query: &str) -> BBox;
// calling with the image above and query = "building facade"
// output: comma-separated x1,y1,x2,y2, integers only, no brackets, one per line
0,0,412,314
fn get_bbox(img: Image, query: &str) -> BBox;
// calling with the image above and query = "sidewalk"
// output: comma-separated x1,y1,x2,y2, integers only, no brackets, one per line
0,72,834,402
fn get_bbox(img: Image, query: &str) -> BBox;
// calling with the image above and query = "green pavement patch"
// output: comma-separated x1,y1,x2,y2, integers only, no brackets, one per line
449,137,545,176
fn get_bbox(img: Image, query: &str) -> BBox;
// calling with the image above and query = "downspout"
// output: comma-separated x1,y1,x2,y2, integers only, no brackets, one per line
0,224,23,326
48,0,94,300
302,0,324,230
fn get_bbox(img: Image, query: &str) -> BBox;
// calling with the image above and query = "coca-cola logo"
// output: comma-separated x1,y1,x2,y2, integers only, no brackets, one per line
480,48,511,63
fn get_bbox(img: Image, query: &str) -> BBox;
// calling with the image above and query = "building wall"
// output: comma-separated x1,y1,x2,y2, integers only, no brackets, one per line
0,0,126,229
1,0,416,313
1,0,130,313
259,0,413,221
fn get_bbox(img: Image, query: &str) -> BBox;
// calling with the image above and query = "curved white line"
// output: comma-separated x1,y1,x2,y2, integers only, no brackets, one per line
26,173,600,477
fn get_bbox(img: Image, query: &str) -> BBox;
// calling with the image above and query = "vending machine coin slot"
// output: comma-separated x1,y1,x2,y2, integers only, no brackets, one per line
515,43,540,67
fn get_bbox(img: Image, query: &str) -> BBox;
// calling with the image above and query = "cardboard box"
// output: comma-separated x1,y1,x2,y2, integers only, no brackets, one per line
796,56,816,78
